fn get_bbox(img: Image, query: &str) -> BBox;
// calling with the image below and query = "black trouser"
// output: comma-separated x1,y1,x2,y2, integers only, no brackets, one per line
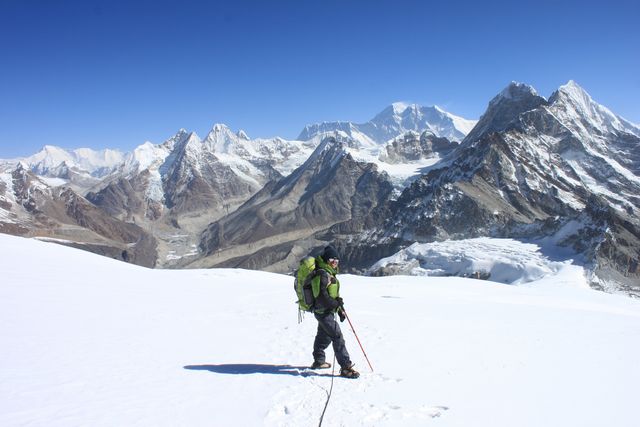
313,312,352,368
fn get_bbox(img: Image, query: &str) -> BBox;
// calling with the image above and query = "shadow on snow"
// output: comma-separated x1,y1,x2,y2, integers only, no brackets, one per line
184,363,335,377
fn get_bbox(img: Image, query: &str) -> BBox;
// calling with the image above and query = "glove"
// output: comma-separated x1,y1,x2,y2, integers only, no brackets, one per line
330,276,337,284
338,309,346,323
335,297,344,307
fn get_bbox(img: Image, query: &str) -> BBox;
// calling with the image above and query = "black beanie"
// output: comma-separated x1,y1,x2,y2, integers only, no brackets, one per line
321,245,340,262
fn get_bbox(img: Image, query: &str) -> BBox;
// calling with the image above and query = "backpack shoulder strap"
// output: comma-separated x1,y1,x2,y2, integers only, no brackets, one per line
303,267,321,287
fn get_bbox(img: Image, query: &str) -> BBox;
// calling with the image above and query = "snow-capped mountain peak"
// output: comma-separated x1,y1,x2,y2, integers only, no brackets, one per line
160,129,198,151
202,123,239,153
121,130,195,176
464,82,547,144
30,145,75,170
391,101,411,114
16,160,30,171
299,102,477,144
549,80,640,139
558,79,588,97
552,80,600,115
13,145,126,179
42,144,66,154
497,81,540,101
400,104,424,120
390,102,425,117
211,123,229,133
125,141,163,171
435,106,478,136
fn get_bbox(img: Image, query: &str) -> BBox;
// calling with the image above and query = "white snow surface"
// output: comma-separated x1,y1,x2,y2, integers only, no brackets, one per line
1,233,640,426
434,105,478,136
0,171,14,189
14,145,125,177
553,81,640,138
38,177,68,187
373,156,442,185
370,238,571,284
0,173,17,223
122,141,175,201
498,81,539,100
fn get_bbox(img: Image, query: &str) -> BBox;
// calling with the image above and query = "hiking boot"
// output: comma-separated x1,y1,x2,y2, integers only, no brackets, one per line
310,361,331,369
340,364,360,379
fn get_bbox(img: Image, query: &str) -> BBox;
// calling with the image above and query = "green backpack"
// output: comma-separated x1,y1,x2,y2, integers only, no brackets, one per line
294,256,318,312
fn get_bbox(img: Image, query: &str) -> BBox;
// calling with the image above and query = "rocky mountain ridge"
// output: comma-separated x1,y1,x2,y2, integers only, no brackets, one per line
361,81,640,295
1,102,469,267
1,88,638,296
192,136,394,271
0,164,156,266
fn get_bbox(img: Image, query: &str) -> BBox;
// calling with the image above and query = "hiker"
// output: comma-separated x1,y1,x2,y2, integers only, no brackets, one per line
310,246,360,379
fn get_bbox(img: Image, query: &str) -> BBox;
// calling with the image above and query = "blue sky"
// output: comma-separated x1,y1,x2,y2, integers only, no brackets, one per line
1,0,638,158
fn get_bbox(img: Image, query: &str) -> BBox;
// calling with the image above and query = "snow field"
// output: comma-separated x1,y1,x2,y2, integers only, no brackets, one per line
1,234,640,426
370,238,572,285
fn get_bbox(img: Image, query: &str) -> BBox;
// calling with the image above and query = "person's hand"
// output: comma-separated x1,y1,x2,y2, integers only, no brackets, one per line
338,309,346,323
335,297,344,307
330,276,337,284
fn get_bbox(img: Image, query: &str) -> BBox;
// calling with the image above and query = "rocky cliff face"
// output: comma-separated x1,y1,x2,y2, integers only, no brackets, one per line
192,136,394,272
0,164,157,267
85,126,317,266
379,131,458,164
363,81,640,295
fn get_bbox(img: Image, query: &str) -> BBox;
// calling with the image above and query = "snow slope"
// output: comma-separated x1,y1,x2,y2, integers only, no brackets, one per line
1,234,640,426
369,238,571,284
10,145,125,177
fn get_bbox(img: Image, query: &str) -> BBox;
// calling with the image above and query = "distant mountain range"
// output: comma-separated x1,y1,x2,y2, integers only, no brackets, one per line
298,103,476,144
1,85,638,296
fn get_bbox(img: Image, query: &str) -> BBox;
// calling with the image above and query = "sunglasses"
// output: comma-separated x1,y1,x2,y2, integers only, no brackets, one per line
329,258,340,265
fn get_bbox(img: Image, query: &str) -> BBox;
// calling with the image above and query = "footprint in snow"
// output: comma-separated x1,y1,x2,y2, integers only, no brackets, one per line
376,373,403,383
420,405,450,418
381,404,449,421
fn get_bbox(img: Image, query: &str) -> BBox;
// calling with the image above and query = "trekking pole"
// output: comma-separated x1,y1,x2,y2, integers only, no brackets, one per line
342,309,374,372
